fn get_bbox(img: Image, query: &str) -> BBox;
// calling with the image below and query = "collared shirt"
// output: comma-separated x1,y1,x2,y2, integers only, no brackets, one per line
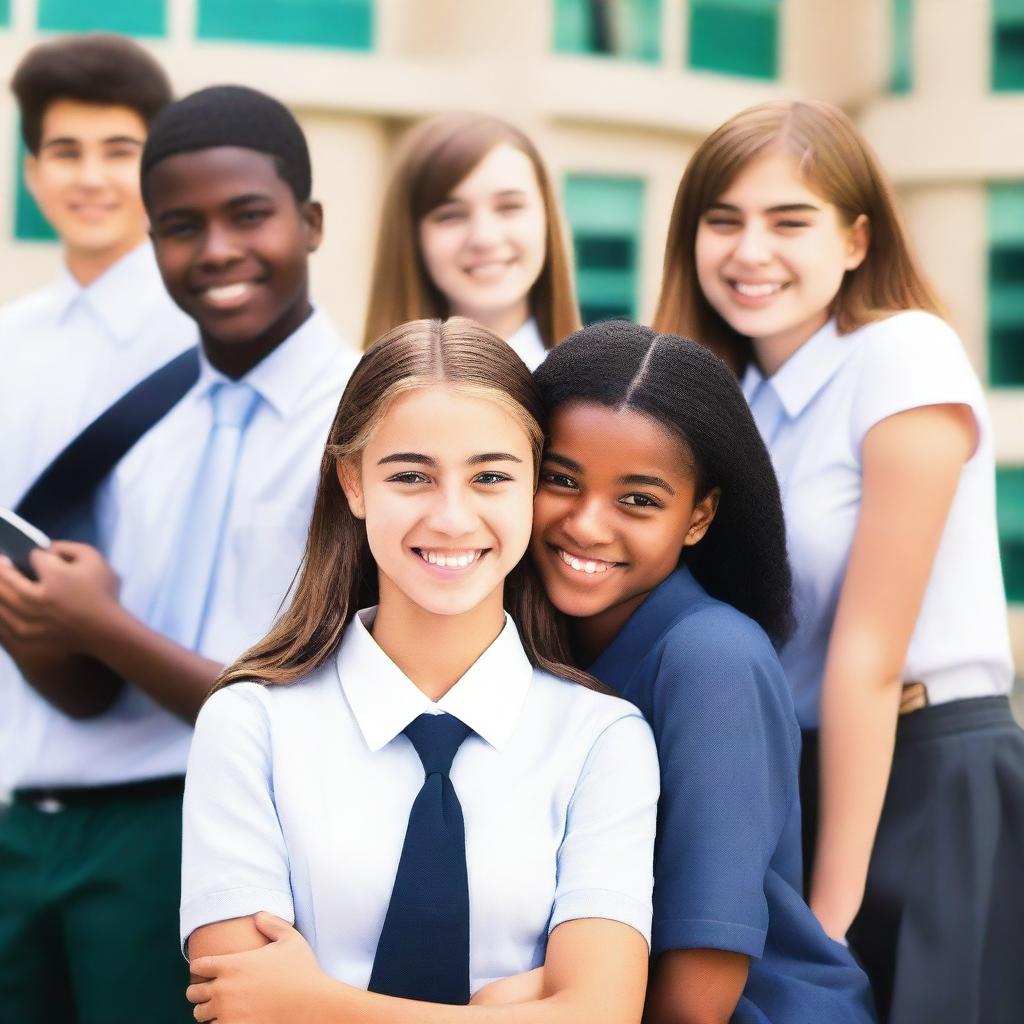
6,310,358,789
0,243,196,791
181,609,659,993
588,567,876,1024
742,312,1014,728
506,317,548,371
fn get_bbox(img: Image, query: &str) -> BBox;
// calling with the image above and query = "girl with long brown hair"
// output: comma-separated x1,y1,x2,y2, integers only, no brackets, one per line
179,318,658,1024
654,100,1024,1024
362,114,580,367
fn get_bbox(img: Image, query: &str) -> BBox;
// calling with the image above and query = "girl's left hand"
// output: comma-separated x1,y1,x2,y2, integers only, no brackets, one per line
187,913,337,1024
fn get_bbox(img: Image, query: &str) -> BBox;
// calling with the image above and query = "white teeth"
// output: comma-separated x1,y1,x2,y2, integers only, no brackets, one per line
205,283,250,301
558,549,613,574
733,281,782,297
417,549,481,569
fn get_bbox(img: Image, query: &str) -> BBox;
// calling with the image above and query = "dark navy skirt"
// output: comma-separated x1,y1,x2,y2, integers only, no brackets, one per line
800,696,1024,1024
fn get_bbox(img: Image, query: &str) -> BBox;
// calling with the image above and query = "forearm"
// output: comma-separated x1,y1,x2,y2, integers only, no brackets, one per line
82,602,223,721
6,643,123,719
810,664,903,936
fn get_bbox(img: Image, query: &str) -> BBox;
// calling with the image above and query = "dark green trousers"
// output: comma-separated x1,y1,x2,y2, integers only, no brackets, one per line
0,786,192,1023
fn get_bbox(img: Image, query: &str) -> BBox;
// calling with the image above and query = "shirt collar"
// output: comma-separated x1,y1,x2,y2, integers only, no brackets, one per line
194,307,343,418
587,566,708,692
740,318,858,419
63,243,169,347
507,317,544,357
336,608,534,753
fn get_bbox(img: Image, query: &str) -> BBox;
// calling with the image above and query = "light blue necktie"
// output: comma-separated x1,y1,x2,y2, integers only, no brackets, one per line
151,381,260,650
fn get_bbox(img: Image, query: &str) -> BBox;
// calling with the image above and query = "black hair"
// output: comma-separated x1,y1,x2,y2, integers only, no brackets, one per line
11,34,172,155
140,85,311,208
534,320,794,646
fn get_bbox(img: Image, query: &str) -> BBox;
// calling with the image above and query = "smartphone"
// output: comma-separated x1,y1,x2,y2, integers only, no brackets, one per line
0,507,51,580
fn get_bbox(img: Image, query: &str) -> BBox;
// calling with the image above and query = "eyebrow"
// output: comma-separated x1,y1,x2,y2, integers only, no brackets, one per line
41,135,144,150
706,201,820,215
377,452,524,467
155,193,274,223
543,452,676,495
437,189,527,204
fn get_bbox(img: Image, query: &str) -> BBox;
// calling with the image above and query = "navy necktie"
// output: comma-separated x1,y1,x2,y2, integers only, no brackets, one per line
368,713,473,1004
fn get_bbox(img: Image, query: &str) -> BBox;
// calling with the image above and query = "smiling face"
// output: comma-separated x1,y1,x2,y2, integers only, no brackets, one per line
147,146,321,373
695,151,868,366
339,385,535,622
531,402,718,657
25,99,149,275
417,143,547,337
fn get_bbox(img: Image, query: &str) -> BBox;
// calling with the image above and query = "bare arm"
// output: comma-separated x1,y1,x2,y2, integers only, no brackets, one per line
643,949,749,1024
809,403,974,939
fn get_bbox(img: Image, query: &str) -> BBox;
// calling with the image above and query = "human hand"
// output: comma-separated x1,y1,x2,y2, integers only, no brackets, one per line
187,913,337,1024
471,967,546,1006
0,542,120,649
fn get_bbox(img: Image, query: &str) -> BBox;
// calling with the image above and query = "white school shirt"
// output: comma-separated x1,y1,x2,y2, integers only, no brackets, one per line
7,310,358,790
0,243,195,791
742,312,1014,729
181,608,659,993
506,317,548,371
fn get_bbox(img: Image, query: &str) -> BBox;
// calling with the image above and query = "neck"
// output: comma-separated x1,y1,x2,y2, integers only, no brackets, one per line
371,579,507,701
453,302,530,343
749,310,830,378
202,297,312,380
64,234,146,287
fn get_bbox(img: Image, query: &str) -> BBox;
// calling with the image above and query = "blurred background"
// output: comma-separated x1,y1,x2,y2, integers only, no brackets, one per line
1,0,1023,682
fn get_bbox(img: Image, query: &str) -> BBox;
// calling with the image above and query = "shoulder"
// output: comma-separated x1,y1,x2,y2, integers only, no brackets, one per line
854,310,967,362
197,669,335,731
534,666,647,721
0,281,63,330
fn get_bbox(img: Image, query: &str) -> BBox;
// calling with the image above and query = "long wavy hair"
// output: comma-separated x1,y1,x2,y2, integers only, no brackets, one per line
534,320,794,646
362,112,580,351
216,318,599,692
653,100,945,375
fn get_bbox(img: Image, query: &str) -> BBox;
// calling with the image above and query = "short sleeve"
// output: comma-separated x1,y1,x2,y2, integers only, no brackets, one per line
650,618,797,958
849,313,984,451
549,712,659,947
180,684,294,955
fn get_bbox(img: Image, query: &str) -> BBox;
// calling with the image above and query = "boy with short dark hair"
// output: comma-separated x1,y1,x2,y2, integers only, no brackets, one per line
0,85,355,1021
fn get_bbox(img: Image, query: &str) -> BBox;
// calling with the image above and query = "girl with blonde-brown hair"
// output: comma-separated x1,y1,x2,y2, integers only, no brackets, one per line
178,318,658,1024
362,114,580,367
655,100,1024,1024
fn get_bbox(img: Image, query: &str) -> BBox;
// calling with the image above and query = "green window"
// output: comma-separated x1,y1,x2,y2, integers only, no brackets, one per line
890,0,913,93
997,467,1024,603
37,0,165,35
564,175,644,324
13,136,58,242
988,184,1024,386
688,0,779,79
0,1,10,27
553,0,661,62
197,0,372,49
993,0,1024,91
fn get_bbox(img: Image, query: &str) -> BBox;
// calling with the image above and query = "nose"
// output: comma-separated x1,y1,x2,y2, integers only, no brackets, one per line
466,208,502,248
560,497,614,550
732,221,772,265
426,482,478,537
76,152,107,189
198,220,244,268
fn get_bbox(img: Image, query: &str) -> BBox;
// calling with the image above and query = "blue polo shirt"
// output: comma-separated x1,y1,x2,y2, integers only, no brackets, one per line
588,567,876,1024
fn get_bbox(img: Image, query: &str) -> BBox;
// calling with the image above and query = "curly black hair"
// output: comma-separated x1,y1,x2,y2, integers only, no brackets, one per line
534,320,794,646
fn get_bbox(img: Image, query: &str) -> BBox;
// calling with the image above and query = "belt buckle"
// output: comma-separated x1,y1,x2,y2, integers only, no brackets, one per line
35,796,65,814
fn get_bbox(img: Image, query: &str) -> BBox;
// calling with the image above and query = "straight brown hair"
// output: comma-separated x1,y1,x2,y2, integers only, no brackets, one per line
216,318,600,693
653,100,945,374
362,113,581,352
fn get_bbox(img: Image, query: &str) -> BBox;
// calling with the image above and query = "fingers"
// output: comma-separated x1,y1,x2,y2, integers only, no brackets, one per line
186,980,212,1005
253,911,293,941
47,540,95,560
189,956,221,980
193,995,216,1022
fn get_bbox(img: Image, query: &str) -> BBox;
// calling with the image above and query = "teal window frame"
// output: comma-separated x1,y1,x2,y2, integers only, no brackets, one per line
37,0,165,36
13,135,58,243
993,0,1024,91
997,466,1024,604
988,184,1024,387
0,0,10,27
564,174,644,325
890,0,913,93
197,0,373,50
688,0,780,80
552,0,661,62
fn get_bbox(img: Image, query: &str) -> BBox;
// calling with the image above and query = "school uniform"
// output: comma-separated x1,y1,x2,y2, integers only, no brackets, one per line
506,317,548,371
181,608,660,994
742,311,1024,1024
0,309,356,1022
0,242,196,792
588,565,876,1024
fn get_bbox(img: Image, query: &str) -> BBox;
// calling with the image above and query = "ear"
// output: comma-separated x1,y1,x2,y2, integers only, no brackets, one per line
682,487,720,548
302,200,324,254
845,214,869,271
336,456,365,520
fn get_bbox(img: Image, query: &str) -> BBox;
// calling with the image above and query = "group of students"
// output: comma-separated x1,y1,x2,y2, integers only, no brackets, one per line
0,30,1021,1024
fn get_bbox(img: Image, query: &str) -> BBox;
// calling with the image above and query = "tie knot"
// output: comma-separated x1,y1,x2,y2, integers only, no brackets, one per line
211,381,260,428
403,714,472,777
